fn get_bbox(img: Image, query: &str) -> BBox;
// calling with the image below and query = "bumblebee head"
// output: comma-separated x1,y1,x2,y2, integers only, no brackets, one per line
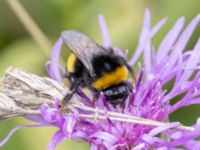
103,82,133,106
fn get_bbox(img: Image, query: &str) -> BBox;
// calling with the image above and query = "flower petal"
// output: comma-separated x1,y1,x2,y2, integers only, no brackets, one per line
157,17,185,62
129,9,151,66
148,122,180,136
179,38,200,82
50,37,63,82
150,18,167,37
63,116,76,136
165,14,200,74
0,124,45,147
91,131,117,144
48,130,64,150
99,15,112,48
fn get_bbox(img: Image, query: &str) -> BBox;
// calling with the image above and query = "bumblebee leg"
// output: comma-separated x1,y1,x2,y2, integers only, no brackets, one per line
62,78,80,106
92,91,100,101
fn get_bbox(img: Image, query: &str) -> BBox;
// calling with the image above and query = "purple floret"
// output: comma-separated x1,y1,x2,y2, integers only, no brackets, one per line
42,9,200,150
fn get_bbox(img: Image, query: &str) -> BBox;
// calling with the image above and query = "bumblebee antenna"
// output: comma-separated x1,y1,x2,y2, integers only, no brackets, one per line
125,63,137,82
119,56,137,82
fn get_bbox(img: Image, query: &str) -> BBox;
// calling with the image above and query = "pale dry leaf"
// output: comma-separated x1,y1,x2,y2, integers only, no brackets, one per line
0,93,24,119
3,67,69,109
0,67,77,120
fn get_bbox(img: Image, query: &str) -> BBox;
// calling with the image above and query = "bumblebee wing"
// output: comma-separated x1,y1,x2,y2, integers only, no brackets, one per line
61,30,110,78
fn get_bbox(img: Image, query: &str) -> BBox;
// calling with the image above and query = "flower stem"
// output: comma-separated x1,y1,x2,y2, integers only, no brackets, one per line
6,0,52,58
71,104,195,132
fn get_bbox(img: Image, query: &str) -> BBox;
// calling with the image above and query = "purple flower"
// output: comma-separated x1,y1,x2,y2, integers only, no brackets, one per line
45,10,200,150
43,9,200,149
1,9,200,150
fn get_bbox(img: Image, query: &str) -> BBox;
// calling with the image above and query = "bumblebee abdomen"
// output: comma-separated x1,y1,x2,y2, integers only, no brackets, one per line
92,66,128,90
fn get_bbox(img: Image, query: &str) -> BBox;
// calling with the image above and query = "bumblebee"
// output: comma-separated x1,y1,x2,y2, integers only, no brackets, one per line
61,30,135,106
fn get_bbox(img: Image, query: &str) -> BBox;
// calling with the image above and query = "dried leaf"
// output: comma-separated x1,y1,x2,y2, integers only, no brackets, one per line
0,67,75,120
0,93,24,119
3,67,68,109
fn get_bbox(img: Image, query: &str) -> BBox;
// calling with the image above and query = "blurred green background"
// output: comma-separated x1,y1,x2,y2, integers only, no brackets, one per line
0,0,199,149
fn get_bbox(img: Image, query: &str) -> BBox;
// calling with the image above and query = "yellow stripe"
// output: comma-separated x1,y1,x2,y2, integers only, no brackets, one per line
92,66,127,90
67,53,76,73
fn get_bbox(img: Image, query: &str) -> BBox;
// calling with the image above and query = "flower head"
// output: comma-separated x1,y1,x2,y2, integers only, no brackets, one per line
42,9,200,149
